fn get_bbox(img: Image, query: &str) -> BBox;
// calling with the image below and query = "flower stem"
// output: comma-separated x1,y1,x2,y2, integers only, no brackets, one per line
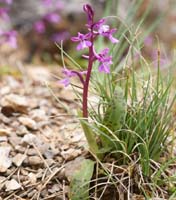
82,34,94,118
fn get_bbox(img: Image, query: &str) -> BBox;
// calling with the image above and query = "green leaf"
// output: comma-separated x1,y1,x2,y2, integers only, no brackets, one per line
69,159,94,200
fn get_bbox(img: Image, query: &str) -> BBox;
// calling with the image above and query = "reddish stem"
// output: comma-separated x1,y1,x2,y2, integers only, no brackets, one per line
82,32,94,118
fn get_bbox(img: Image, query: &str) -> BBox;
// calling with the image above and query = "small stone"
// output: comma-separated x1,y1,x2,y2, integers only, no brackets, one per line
9,136,21,147
1,94,28,114
27,148,37,156
30,109,48,122
15,145,26,153
36,168,43,179
5,179,21,191
21,169,28,176
48,184,60,193
0,136,8,142
45,158,55,166
61,148,82,161
16,125,29,136
12,153,26,167
0,146,12,172
19,117,37,130
21,133,39,145
28,172,37,184
0,128,10,136
0,86,10,95
28,156,43,166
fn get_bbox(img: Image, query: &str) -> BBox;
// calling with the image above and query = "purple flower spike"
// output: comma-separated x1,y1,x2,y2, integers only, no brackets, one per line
83,4,94,25
44,12,60,24
34,20,45,34
71,32,92,50
0,8,10,21
51,31,70,42
42,0,52,6
0,30,17,48
0,0,13,4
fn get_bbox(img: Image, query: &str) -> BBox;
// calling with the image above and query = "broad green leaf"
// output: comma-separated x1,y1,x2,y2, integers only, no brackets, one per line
69,159,94,200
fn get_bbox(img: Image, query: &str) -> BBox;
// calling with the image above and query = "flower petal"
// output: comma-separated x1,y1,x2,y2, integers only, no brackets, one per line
98,64,110,73
109,35,119,44
59,78,70,87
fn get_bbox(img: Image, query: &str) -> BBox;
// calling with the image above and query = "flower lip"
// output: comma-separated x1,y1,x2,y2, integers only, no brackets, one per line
71,32,92,50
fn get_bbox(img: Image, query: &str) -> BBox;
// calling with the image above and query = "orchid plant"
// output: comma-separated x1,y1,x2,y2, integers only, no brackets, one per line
60,4,122,158
0,0,17,48
60,4,118,118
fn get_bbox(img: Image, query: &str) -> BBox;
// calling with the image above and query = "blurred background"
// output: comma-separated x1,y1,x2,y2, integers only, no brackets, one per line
0,0,176,68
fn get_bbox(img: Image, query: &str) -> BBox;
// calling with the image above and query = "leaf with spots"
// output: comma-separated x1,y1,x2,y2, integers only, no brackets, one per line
69,159,94,200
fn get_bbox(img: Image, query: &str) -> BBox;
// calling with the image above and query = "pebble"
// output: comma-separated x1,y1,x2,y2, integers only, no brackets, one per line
28,156,43,166
16,125,29,136
28,172,37,184
0,146,12,173
19,116,37,130
0,128,11,136
5,179,21,191
61,148,82,161
0,136,8,142
12,153,27,167
1,94,28,114
30,109,48,122
27,148,37,156
9,136,21,147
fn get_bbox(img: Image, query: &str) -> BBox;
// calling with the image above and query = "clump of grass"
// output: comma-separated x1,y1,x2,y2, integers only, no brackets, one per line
87,60,175,198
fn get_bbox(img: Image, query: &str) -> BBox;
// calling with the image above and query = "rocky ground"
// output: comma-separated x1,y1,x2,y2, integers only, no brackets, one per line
0,66,87,200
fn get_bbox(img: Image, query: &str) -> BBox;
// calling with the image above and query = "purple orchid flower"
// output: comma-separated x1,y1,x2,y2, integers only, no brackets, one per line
144,36,153,46
71,32,92,50
51,31,70,42
59,68,87,87
94,48,113,73
34,20,45,34
59,78,70,87
42,0,63,9
41,0,52,6
98,25,119,43
0,8,10,21
44,12,60,24
59,68,75,87
0,30,17,48
0,0,13,4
